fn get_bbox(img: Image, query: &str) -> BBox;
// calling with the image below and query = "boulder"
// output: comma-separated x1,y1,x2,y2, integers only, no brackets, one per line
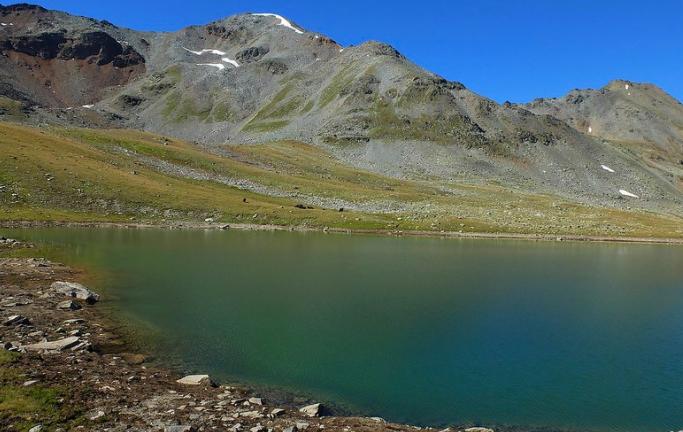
299,403,322,417
24,336,80,351
57,300,82,311
51,281,100,304
176,375,214,386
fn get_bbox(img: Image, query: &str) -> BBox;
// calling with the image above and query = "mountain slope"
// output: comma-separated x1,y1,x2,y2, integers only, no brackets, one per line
0,3,681,222
525,80,683,192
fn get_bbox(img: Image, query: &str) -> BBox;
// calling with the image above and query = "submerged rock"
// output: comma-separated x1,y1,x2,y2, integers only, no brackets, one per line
52,281,100,304
463,428,495,432
24,336,80,351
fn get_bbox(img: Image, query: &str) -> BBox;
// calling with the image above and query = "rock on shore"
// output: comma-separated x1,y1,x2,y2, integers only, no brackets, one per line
51,281,100,304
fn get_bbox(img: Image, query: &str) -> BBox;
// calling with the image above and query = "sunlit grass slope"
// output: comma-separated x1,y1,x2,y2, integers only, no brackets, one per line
1,122,682,238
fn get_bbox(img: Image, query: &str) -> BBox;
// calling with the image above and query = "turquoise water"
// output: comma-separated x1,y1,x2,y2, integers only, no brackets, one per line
8,228,683,431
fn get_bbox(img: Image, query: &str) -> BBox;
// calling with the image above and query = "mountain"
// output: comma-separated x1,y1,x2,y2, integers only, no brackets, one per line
525,80,683,187
0,3,682,222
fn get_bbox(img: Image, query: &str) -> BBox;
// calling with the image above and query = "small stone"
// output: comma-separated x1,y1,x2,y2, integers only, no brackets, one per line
3,315,30,326
296,422,310,430
28,426,43,432
89,410,105,420
176,375,214,386
283,427,296,432
270,408,285,417
250,426,265,432
239,410,263,419
248,397,263,405
299,403,322,417
23,380,39,387
57,300,81,311
165,427,195,432
463,428,494,432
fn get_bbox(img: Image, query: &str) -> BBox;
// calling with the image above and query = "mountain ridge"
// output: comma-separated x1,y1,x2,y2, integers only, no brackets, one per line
1,3,682,220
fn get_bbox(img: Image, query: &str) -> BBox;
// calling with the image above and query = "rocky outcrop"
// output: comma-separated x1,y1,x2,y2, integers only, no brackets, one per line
236,46,269,63
3,31,144,67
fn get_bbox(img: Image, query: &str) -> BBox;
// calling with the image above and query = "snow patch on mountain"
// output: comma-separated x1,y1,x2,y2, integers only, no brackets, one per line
183,47,226,56
197,63,226,70
252,13,304,34
221,58,239,67
619,189,639,198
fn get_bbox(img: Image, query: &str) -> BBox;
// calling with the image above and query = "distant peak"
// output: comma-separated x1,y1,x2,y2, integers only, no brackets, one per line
0,3,47,13
604,79,637,91
356,41,404,58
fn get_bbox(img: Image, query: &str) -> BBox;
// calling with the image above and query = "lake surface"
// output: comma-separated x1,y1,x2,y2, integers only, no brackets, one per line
8,228,683,431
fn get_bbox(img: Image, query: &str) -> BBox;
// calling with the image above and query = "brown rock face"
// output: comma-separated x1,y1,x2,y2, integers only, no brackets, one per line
0,6,146,107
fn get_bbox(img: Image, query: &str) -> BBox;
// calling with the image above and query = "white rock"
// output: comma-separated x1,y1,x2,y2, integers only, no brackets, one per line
89,410,105,420
28,426,43,432
24,336,80,351
52,281,100,303
176,375,213,386
248,397,263,405
299,403,321,417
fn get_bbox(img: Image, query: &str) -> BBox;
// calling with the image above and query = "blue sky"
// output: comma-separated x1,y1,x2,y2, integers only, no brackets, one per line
27,0,683,103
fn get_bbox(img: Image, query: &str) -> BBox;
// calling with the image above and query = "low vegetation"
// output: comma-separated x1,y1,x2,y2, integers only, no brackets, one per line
1,121,682,239
0,351,83,430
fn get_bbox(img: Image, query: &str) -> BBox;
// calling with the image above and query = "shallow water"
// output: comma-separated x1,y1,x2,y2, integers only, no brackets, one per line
8,227,683,431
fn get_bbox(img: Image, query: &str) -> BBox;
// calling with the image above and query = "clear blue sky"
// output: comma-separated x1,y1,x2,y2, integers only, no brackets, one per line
26,0,683,103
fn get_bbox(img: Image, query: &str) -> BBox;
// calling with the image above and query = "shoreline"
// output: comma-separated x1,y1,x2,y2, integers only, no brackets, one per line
2,252,473,432
3,219,683,245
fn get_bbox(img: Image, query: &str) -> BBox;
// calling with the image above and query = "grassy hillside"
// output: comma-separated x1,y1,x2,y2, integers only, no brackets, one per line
1,121,682,238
